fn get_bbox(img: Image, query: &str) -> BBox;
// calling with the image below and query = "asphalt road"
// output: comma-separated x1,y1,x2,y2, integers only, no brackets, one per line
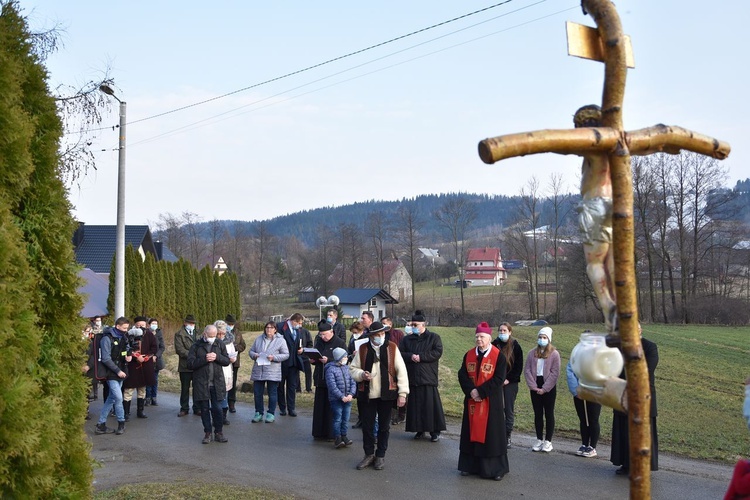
87,392,732,499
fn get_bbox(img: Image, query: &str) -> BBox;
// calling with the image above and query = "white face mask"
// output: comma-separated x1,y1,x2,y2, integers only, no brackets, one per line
150,324,158,331
95,320,102,328
371,335,385,347
339,357,348,366
352,333,362,340
186,324,194,332
207,337,216,344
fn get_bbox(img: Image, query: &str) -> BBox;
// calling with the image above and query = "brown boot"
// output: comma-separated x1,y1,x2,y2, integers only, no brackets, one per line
356,454,375,470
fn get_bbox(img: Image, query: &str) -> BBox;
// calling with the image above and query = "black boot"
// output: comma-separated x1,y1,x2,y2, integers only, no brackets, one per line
115,421,125,435
137,398,148,418
222,407,230,425
123,400,131,422
150,397,158,406
95,422,114,434
144,397,151,406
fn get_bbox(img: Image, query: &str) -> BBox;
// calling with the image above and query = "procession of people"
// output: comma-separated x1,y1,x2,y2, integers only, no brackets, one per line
88,311,662,482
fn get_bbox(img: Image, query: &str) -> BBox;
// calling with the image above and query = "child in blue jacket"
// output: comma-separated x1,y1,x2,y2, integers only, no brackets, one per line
325,347,357,448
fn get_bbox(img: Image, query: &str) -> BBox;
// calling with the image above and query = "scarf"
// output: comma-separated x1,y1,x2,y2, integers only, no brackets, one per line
465,345,500,444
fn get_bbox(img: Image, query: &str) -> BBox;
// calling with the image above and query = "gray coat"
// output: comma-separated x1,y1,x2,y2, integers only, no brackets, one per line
249,333,289,382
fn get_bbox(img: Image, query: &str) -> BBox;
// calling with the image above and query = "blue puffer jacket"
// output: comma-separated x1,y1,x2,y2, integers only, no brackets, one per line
325,361,356,402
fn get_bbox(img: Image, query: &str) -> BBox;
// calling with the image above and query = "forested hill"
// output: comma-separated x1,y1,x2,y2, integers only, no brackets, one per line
194,180,750,246
220,193,580,245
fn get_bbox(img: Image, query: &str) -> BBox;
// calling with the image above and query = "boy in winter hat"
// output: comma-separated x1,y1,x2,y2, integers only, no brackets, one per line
325,347,357,448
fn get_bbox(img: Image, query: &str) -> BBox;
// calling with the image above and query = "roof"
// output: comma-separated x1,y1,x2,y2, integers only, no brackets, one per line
328,259,408,288
467,247,501,263
78,268,109,318
154,241,179,263
333,288,398,305
418,248,440,258
74,225,155,273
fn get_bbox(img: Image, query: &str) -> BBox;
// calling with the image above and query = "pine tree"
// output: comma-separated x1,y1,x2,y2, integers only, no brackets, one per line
143,252,157,317
0,2,91,495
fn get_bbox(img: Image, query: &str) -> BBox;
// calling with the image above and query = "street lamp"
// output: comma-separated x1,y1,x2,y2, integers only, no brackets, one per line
315,295,340,320
99,84,126,319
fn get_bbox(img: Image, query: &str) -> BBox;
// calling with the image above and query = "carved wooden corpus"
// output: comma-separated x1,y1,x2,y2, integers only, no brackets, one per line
476,1,730,498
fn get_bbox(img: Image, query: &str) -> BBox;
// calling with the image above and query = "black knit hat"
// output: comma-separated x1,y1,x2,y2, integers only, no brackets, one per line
411,310,426,322
134,315,148,323
318,320,332,332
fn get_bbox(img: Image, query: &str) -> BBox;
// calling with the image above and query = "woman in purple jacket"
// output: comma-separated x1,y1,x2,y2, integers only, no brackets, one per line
523,327,560,453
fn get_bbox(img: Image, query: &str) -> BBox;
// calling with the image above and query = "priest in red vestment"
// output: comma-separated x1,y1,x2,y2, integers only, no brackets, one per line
457,322,509,481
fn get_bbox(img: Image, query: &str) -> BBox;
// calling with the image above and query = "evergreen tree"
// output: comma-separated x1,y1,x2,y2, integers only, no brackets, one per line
165,261,177,319
142,252,156,316
0,2,91,495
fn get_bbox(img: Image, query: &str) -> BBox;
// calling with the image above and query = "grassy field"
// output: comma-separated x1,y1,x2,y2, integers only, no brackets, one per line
94,483,290,500
157,323,749,463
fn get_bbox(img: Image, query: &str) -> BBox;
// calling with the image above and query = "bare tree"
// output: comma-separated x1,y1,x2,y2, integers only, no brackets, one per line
546,174,573,323
395,203,423,311
509,178,542,318
434,196,478,316
208,218,224,266
154,212,188,257
253,220,273,311
180,211,204,265
366,211,391,289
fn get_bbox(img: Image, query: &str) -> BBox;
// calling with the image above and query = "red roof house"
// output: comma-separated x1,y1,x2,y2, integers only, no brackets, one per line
464,247,507,286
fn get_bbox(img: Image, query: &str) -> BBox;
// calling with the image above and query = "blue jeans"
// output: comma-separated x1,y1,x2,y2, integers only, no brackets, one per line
330,399,352,437
254,380,279,414
146,370,159,399
198,386,223,434
99,379,124,423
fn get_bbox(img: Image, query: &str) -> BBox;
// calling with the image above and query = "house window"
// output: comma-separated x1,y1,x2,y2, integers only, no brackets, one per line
369,298,377,307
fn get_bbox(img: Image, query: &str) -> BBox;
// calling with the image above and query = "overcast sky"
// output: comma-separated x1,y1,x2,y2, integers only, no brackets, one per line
22,0,749,227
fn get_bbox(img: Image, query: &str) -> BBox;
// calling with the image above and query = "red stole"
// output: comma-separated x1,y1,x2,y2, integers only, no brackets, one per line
465,345,500,444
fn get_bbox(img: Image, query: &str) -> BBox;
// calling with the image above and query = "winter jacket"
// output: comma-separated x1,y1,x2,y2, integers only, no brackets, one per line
249,333,290,382
174,325,198,372
492,337,524,384
152,328,166,371
325,361,356,402
97,328,130,381
187,337,231,401
523,347,561,394
350,341,409,400
399,329,443,387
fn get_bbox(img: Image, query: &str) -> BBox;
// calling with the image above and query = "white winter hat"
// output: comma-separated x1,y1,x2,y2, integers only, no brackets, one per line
537,326,553,342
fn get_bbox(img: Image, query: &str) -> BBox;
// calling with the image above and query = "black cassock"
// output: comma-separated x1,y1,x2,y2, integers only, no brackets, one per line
311,335,346,439
458,347,510,479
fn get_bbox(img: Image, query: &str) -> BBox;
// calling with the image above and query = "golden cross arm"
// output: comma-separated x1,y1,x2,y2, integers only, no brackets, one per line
478,125,731,164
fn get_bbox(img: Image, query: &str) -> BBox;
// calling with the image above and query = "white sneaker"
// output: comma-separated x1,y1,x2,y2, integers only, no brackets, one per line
582,446,597,458
541,440,553,452
532,439,544,452
576,445,586,456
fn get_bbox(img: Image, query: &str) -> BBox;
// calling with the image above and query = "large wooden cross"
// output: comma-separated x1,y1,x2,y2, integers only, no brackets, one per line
476,1,730,498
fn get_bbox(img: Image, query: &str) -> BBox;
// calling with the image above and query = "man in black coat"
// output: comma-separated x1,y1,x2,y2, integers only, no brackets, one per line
327,308,347,344
400,310,447,442
276,313,313,416
187,324,231,444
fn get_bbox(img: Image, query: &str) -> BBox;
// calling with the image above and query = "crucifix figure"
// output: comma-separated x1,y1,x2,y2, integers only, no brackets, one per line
476,1,730,498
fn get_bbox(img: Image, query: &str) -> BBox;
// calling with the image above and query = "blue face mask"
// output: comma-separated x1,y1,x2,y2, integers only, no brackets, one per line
404,326,413,335
326,317,334,324
371,335,384,347
538,338,549,348
150,324,158,331
226,325,233,332
498,333,510,342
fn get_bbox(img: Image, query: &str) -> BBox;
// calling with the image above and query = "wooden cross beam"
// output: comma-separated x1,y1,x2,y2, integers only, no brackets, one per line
476,1,730,498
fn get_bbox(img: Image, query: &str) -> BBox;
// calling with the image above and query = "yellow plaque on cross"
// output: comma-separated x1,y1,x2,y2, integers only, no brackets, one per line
566,21,635,68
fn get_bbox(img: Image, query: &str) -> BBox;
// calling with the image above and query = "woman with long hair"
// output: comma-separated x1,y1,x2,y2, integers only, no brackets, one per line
492,322,523,448
523,327,560,453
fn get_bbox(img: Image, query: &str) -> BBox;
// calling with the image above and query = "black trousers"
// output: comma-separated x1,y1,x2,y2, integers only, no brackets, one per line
573,396,602,448
530,376,557,441
228,365,240,403
179,371,196,412
361,397,394,458
278,365,300,412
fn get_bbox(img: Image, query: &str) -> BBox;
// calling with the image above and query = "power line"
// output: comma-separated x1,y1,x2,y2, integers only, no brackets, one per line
129,3,574,148
89,0,523,135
